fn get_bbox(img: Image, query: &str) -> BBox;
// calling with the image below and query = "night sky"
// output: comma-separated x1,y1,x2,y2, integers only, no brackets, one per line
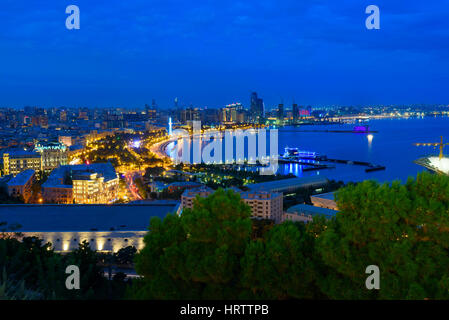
1,0,449,109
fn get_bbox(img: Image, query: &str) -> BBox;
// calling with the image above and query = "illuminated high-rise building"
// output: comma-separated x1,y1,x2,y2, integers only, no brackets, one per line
292,103,299,121
145,101,157,121
250,92,264,123
277,103,284,120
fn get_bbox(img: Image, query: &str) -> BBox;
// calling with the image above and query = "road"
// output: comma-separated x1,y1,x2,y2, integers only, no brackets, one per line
124,171,143,201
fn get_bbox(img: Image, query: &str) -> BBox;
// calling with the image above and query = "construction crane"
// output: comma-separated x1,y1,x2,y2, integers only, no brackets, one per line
414,136,449,160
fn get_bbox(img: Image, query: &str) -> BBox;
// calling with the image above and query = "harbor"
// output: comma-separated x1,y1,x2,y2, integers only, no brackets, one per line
279,147,386,173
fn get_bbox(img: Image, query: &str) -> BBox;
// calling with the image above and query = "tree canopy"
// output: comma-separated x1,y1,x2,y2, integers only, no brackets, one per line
130,172,449,300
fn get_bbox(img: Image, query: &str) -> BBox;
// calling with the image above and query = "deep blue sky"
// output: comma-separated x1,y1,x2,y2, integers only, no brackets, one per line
1,0,449,109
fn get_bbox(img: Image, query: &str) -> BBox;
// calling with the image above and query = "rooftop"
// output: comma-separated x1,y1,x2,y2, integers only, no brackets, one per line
311,192,336,201
182,186,214,197
0,202,180,232
245,176,329,192
240,190,282,200
2,149,41,158
7,169,35,186
42,163,118,189
287,204,338,219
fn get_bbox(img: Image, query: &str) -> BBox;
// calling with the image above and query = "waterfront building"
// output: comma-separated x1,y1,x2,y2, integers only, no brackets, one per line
34,142,68,173
250,92,264,123
2,150,42,176
145,102,157,122
277,103,284,120
6,169,35,203
0,202,180,252
221,103,244,124
41,163,119,204
292,103,299,122
299,106,312,117
181,107,201,124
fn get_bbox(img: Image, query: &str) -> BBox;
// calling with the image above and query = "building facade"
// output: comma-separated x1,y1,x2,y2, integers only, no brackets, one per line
34,142,68,173
6,169,35,203
181,187,283,223
0,202,179,252
42,163,119,204
180,186,214,210
240,190,283,223
3,151,42,176
283,203,337,223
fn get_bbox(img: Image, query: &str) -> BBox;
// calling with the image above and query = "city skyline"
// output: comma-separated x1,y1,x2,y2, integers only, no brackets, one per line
1,1,449,108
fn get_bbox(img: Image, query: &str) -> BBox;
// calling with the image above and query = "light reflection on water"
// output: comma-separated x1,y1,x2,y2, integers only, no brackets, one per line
165,117,449,183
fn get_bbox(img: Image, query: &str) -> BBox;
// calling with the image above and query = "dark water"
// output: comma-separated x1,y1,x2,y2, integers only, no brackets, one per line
278,116,449,183
168,116,449,183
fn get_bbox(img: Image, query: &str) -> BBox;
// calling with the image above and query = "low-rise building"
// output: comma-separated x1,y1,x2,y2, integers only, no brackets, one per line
240,190,283,223
0,202,180,252
6,169,35,203
181,186,214,210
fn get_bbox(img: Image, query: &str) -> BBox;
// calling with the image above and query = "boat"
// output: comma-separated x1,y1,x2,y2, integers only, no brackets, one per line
353,125,369,133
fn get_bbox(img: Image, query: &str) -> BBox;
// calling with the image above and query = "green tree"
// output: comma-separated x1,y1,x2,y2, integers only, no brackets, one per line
241,221,323,299
63,241,106,299
130,188,252,299
315,172,449,299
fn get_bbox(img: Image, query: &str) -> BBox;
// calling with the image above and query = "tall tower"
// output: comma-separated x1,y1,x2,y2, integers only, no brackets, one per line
278,100,284,120
250,92,264,123
292,102,299,122
168,117,173,136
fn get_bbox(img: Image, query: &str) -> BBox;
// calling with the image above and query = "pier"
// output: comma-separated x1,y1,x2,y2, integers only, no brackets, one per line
325,158,385,172
278,158,336,171
279,155,386,173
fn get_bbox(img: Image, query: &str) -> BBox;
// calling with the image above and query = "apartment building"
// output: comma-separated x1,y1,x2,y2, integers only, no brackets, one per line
240,191,283,223
34,142,68,173
180,186,213,210
3,151,42,176
6,169,35,203
42,163,119,204
180,187,283,223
